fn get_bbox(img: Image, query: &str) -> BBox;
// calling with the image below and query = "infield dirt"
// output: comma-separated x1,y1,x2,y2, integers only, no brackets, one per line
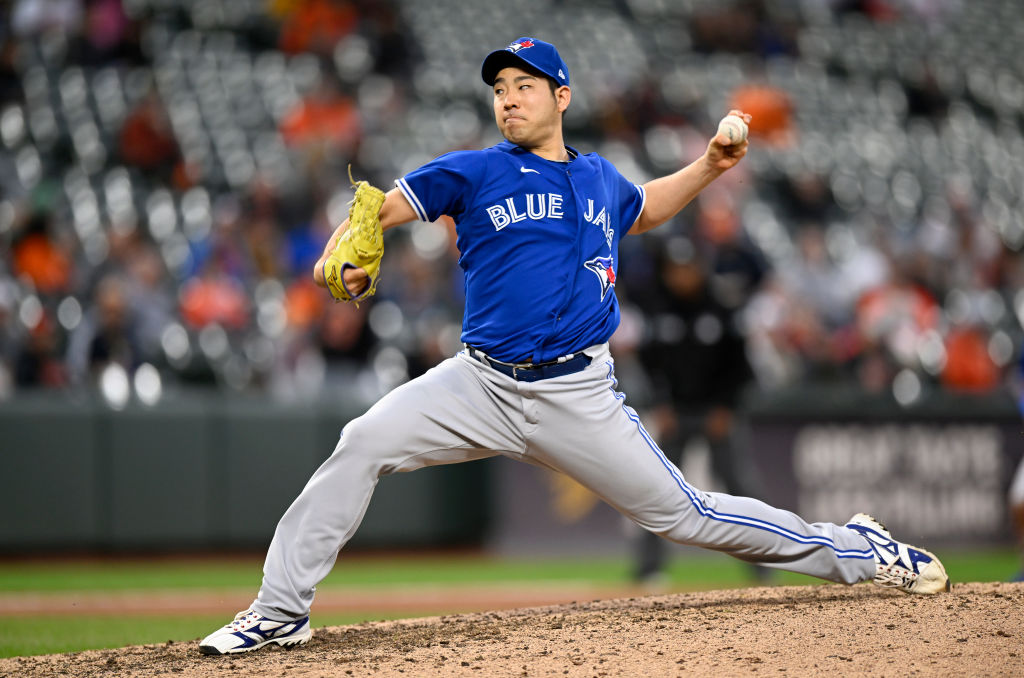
1,582,1020,677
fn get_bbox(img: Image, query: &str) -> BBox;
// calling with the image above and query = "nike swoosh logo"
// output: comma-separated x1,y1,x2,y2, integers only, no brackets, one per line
520,167,539,174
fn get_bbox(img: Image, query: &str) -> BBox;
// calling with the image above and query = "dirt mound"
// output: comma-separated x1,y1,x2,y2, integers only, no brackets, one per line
2,582,1021,677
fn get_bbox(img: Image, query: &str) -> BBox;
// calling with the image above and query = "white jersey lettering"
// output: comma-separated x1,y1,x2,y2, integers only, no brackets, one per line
526,193,546,219
485,193,566,229
548,193,564,219
505,197,528,224
584,199,614,248
486,204,511,231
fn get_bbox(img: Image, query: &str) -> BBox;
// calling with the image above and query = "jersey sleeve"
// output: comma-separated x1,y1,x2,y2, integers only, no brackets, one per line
395,150,485,222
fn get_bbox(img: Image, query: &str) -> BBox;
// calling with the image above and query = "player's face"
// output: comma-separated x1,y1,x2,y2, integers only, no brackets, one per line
492,66,569,149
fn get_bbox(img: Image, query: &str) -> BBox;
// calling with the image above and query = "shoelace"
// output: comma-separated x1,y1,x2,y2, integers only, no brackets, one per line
229,610,257,629
876,567,917,589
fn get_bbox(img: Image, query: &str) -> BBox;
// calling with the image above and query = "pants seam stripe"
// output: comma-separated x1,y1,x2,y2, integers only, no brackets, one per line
602,360,873,560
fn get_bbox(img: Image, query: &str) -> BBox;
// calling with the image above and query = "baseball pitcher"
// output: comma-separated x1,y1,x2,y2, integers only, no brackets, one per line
199,37,949,655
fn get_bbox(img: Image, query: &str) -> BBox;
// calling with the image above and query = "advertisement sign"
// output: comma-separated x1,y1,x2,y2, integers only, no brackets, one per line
747,414,1024,543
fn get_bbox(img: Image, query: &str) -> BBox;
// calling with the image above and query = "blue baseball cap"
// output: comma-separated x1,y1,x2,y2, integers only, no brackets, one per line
481,37,570,88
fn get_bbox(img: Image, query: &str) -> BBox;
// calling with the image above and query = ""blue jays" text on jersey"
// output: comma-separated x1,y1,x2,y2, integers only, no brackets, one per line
396,140,645,363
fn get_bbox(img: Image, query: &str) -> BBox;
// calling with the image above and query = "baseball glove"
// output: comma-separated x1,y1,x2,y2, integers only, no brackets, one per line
323,168,387,304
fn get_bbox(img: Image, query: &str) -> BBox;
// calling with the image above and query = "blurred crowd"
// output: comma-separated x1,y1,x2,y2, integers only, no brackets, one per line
1,0,1022,410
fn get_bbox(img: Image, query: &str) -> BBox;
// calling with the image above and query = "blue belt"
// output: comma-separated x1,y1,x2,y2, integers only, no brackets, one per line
465,346,592,382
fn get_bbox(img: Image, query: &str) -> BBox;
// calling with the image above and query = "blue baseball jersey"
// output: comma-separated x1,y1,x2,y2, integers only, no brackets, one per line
396,140,646,363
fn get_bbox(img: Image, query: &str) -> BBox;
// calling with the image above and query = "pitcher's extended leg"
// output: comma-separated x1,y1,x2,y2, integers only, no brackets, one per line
253,356,523,620
525,348,876,585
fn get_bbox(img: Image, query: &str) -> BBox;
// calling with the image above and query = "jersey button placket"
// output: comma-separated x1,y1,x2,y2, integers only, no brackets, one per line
540,166,581,360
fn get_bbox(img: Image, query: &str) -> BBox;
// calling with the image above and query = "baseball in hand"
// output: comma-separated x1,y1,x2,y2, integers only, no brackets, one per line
717,114,748,145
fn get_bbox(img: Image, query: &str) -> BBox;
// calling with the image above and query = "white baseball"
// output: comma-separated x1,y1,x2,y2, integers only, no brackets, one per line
717,115,748,145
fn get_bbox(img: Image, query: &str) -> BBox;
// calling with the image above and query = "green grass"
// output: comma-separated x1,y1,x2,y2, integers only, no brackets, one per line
1,547,1014,592
0,548,1019,658
0,553,629,593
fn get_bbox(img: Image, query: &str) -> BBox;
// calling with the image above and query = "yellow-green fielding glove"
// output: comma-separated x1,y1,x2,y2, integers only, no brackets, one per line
323,173,387,304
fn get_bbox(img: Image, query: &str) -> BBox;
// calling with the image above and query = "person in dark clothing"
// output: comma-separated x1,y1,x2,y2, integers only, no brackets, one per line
632,237,765,583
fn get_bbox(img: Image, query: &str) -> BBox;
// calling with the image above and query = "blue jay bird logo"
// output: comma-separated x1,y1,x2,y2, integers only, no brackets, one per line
507,39,535,53
584,256,616,301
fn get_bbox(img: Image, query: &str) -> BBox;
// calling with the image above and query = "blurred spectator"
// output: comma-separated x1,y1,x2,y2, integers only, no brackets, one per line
698,197,768,313
14,312,66,388
122,239,175,364
11,213,73,296
280,72,361,178
770,231,848,381
179,203,252,332
280,74,360,152
773,173,837,225
855,264,940,390
202,195,255,281
0,38,22,103
744,221,892,388
781,225,857,334
75,0,143,67
743,274,816,388
285,276,326,332
942,325,999,392
119,89,180,179
179,269,249,331
66,274,142,385
690,1,799,57
365,3,415,80
832,0,902,21
276,0,357,56
242,177,287,279
282,196,340,281
10,0,82,37
903,64,949,120
729,84,794,146
318,296,372,366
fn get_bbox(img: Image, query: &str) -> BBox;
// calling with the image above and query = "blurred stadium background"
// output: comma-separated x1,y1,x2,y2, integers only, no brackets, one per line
2,0,1023,597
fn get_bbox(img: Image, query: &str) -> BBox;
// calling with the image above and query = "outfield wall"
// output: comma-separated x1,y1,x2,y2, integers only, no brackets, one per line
0,391,491,552
1,387,1020,552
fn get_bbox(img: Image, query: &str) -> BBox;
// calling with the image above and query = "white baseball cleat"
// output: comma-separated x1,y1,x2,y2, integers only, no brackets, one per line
845,513,951,594
198,609,312,655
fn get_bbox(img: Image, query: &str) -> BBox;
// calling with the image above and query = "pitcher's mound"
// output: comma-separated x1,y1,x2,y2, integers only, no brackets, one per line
3,582,1021,677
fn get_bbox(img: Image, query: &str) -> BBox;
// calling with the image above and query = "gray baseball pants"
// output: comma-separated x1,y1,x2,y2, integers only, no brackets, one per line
252,343,875,621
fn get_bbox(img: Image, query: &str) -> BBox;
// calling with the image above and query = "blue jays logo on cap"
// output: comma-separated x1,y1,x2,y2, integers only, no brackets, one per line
507,38,535,53
481,37,570,88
